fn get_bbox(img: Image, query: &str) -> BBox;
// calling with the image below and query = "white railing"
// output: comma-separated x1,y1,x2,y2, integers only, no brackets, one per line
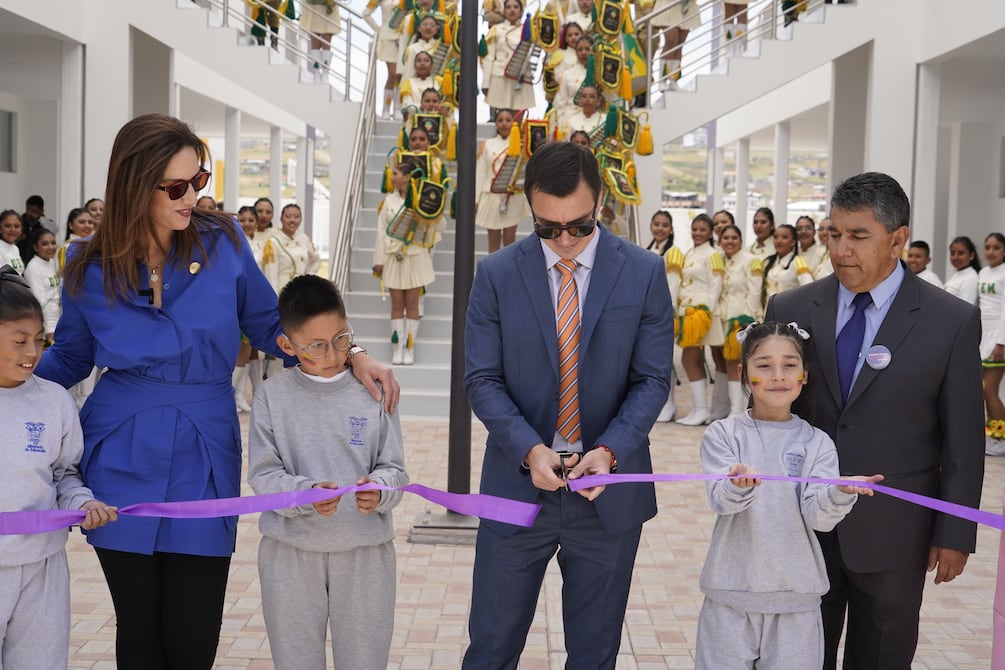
330,47,379,293
194,0,376,102
636,0,832,103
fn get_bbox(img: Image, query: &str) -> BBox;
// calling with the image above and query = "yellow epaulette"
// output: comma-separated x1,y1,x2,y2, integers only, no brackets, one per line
484,24,498,44
665,246,684,275
709,250,725,274
794,255,811,275
262,239,275,266
748,258,763,276
476,138,488,158
377,199,385,215
400,78,413,99
58,245,68,272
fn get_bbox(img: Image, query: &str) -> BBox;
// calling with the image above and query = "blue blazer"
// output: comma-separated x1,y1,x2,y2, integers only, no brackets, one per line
465,228,674,535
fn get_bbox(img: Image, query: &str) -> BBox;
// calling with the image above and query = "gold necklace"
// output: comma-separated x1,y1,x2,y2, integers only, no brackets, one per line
149,263,163,283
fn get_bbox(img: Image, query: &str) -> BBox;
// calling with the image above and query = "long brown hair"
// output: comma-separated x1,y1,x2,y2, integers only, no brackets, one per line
64,114,242,302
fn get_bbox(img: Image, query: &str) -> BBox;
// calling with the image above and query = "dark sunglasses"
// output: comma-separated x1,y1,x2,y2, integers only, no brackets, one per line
156,169,211,201
533,219,597,240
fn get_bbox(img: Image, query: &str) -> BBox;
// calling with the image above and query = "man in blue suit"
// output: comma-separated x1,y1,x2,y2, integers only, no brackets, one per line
462,141,674,669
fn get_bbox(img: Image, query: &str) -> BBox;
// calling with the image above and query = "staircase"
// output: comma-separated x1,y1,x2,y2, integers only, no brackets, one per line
345,120,500,417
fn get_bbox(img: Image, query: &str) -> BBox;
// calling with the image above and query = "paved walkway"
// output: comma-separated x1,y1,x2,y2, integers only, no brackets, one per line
67,413,1003,669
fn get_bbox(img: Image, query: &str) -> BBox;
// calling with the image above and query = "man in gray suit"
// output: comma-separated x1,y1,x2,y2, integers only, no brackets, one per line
765,172,984,669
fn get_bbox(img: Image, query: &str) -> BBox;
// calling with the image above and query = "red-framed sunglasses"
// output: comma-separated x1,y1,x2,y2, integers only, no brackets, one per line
156,169,211,201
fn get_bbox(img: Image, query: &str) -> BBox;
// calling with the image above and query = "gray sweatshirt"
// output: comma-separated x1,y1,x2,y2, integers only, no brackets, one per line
699,412,857,613
248,367,409,553
0,376,95,566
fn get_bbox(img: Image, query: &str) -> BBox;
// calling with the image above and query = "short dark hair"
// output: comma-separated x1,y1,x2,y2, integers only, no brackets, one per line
25,195,44,208
909,240,931,255
524,141,601,206
278,275,346,333
0,265,43,325
831,172,910,232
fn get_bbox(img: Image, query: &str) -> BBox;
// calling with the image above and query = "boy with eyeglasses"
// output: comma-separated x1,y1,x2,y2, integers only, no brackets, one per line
248,274,409,670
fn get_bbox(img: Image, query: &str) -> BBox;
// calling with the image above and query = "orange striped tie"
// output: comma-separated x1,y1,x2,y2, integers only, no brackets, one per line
555,259,581,443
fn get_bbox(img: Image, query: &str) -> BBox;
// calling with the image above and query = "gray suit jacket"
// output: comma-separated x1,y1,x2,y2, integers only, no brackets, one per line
765,265,984,573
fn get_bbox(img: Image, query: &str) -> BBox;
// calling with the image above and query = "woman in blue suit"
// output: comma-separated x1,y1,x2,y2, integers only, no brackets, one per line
36,114,397,669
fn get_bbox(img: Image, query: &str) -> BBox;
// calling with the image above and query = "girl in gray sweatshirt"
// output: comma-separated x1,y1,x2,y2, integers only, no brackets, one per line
695,321,882,670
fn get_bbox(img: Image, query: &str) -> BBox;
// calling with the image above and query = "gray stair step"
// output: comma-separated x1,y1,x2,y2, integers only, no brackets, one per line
350,312,453,339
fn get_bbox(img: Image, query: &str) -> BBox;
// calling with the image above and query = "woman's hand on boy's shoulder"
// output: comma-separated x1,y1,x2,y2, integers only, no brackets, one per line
312,482,342,516
79,500,118,530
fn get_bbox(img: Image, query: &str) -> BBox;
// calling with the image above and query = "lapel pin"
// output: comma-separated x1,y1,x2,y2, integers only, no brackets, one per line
189,262,202,275
865,345,891,370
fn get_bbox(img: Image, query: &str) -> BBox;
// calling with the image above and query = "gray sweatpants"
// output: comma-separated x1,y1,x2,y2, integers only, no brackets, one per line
258,536,396,670
695,597,824,670
0,550,70,670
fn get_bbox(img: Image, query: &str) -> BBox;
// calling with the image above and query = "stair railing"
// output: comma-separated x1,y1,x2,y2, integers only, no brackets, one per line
329,47,379,293
199,0,376,102
635,0,831,105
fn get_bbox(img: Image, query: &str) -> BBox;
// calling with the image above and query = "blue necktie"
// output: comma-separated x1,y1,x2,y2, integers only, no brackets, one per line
836,292,873,403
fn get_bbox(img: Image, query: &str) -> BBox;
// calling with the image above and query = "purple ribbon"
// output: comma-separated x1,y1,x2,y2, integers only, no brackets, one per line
0,482,541,536
569,473,1005,531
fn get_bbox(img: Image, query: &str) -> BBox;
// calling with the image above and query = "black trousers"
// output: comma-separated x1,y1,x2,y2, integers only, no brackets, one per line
95,548,232,670
818,531,926,670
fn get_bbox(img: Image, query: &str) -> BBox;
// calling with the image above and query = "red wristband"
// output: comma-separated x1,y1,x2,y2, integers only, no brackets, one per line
595,445,617,472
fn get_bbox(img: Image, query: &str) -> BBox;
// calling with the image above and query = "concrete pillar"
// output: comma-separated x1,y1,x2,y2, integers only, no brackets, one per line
224,106,240,211
303,125,316,237
59,42,84,240
828,43,870,196
83,18,131,201
774,121,790,225
705,121,718,214
736,137,750,232
130,28,172,118
270,125,283,213
912,62,941,248
296,136,308,220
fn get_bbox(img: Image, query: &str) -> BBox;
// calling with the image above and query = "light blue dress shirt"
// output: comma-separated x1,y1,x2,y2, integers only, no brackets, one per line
835,261,905,391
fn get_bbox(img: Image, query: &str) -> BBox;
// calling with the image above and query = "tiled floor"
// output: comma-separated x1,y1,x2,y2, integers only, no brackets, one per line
67,412,1003,669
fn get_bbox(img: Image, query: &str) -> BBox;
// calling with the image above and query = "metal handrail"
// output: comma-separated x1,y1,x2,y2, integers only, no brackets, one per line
330,46,379,293
636,0,831,104
203,0,376,101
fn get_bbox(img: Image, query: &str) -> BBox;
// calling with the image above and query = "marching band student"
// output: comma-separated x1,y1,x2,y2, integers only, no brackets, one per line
944,236,980,306
366,0,406,119
676,214,725,426
400,51,441,114
551,37,591,130
713,224,762,416
564,84,604,138
563,0,593,30
761,224,813,311
646,209,683,422
474,109,529,253
481,0,537,113
261,204,321,296
400,14,441,82
795,215,829,278
747,207,775,262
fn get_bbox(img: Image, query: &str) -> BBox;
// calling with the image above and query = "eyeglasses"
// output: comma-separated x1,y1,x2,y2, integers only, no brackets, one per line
533,218,597,240
156,169,211,201
284,325,354,360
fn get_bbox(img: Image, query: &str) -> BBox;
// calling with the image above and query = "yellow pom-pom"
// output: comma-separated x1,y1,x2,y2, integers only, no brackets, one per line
446,122,457,161
637,123,653,155
441,70,454,97
676,305,712,348
507,123,522,157
381,164,393,193
443,17,453,44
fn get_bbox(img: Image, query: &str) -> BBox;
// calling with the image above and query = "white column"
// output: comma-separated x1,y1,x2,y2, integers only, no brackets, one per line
774,121,790,225
736,137,750,231
59,42,84,241
864,30,919,192
828,44,870,196
296,136,308,214
303,126,316,238
224,106,241,211
270,125,283,211
912,63,941,247
712,146,725,213
170,82,182,119
83,18,131,201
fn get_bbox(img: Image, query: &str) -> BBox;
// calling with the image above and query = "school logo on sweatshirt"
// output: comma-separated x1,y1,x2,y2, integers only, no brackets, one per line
348,417,368,447
24,422,46,453
783,451,805,477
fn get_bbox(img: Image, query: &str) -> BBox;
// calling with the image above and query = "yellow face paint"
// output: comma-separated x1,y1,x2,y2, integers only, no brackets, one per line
749,377,762,385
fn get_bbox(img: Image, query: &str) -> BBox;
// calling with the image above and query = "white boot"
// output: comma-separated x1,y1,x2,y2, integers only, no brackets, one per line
247,358,263,394
728,380,746,416
709,372,730,421
676,379,710,426
391,318,404,365
308,48,323,81
382,87,394,120
232,366,252,413
317,49,332,83
403,318,419,365
663,59,681,91
726,22,747,58
392,84,400,119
